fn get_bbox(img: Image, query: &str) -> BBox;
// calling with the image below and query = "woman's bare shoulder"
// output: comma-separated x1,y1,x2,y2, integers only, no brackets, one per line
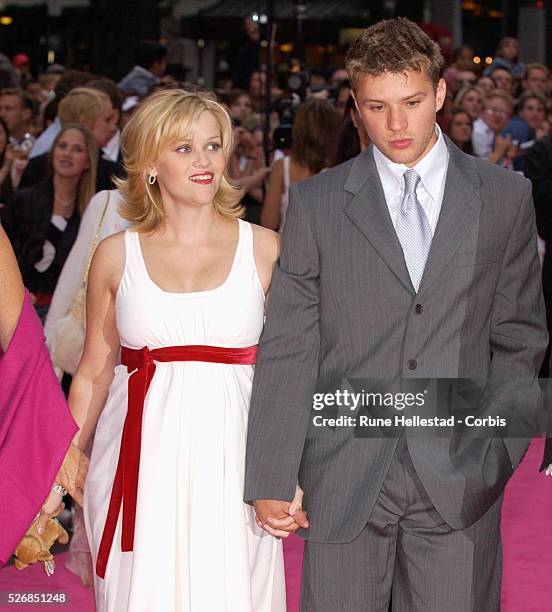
88,230,127,291
251,223,280,263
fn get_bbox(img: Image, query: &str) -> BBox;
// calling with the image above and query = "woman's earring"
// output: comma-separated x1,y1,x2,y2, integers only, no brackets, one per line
148,174,157,185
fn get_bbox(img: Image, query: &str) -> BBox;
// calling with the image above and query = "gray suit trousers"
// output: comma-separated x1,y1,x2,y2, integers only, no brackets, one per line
300,436,503,612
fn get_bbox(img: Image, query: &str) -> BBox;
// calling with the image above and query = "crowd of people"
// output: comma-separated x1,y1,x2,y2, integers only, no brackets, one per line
2,36,552,313
1,18,552,612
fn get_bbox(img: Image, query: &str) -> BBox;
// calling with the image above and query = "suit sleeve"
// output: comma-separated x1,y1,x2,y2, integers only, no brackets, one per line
490,179,547,379
244,183,320,503
488,179,548,467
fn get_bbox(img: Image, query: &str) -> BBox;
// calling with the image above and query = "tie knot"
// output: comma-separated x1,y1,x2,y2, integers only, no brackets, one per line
403,169,420,196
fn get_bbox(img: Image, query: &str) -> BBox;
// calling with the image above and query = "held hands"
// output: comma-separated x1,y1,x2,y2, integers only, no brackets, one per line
36,445,89,535
254,484,309,538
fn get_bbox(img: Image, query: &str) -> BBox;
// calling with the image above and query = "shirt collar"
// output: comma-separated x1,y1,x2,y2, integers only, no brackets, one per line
133,64,159,82
372,124,448,201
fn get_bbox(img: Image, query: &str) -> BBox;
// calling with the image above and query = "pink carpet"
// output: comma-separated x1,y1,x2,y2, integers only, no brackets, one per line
1,438,550,611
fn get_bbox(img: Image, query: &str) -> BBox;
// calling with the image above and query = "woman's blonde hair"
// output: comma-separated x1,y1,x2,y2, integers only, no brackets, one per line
57,87,111,131
117,89,244,232
49,124,98,215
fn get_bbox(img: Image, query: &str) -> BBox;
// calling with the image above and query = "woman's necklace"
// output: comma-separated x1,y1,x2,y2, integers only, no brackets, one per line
54,192,76,212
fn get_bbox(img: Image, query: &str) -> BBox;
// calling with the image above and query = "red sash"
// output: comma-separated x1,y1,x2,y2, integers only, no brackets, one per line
95,344,258,579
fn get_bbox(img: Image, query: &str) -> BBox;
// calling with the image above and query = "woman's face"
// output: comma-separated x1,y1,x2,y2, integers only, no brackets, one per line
91,100,118,148
152,111,227,209
230,95,252,122
52,128,90,179
448,112,472,145
460,89,483,119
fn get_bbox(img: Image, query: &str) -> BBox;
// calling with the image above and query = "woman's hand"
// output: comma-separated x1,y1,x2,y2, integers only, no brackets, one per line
255,484,308,538
36,492,64,535
55,444,89,506
545,464,552,476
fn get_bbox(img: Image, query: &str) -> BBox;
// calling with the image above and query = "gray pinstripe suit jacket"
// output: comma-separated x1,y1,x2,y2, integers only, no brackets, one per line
244,137,547,542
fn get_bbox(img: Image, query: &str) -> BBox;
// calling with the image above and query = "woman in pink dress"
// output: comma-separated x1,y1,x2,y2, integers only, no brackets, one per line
0,225,87,565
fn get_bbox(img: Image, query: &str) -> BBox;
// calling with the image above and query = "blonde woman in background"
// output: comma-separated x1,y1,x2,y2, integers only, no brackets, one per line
1,124,98,321
39,89,305,611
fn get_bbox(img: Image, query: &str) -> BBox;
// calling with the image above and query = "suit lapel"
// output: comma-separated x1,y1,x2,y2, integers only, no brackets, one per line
417,139,481,296
343,147,414,293
343,140,482,297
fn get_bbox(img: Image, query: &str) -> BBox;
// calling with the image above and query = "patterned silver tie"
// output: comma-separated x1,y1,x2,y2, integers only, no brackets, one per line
395,169,432,292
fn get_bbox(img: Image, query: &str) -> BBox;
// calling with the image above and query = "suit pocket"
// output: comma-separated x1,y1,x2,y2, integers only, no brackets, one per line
454,248,504,268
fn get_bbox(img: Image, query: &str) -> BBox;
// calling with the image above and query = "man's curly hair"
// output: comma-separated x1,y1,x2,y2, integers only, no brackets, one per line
346,18,445,91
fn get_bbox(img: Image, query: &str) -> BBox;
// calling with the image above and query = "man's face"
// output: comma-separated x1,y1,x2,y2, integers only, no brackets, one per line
519,98,546,129
353,69,445,167
481,97,512,134
0,94,30,136
523,68,549,94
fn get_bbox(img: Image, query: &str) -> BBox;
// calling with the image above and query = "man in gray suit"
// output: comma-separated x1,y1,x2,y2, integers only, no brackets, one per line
244,18,547,611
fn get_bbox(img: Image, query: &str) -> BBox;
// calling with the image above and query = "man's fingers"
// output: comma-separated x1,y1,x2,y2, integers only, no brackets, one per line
262,524,290,538
267,515,296,529
289,509,309,528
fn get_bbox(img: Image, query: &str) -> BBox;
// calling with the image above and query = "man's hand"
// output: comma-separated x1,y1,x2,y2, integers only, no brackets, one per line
254,485,309,538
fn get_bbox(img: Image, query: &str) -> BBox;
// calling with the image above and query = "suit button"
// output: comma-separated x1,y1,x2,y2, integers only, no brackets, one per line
415,304,423,314
408,359,417,370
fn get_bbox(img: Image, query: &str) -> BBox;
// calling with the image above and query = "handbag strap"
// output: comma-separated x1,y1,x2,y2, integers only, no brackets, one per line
83,191,111,285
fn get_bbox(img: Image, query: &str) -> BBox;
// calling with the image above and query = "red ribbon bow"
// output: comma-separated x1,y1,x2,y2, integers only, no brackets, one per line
95,343,258,579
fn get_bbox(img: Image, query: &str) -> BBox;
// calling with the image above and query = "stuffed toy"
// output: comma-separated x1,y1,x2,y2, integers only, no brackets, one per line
13,505,69,576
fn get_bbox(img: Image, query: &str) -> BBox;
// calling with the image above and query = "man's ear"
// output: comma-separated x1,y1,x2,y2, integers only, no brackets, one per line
435,78,446,113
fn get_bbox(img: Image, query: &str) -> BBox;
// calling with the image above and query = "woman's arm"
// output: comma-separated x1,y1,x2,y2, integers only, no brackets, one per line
0,225,24,352
68,232,124,451
260,158,284,231
251,223,281,295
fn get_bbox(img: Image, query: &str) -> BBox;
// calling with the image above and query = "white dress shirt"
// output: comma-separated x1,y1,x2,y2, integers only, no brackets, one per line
471,117,495,159
372,124,449,236
29,117,61,159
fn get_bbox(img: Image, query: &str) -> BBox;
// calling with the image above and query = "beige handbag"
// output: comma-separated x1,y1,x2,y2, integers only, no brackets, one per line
53,193,110,375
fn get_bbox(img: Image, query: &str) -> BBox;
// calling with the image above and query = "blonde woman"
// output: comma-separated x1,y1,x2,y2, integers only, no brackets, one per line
1,124,98,321
39,90,304,611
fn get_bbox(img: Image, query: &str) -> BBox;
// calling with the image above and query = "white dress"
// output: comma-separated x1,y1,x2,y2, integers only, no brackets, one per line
84,219,286,612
